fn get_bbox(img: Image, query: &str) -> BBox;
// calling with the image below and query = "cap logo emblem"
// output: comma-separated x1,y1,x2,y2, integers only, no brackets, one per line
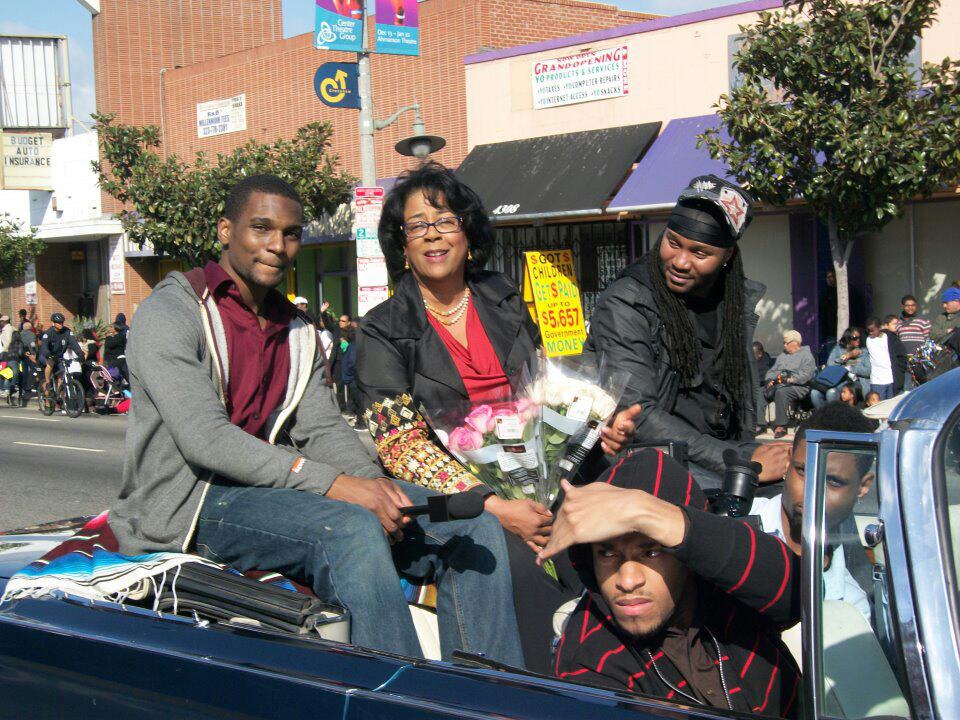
692,179,716,192
719,187,747,234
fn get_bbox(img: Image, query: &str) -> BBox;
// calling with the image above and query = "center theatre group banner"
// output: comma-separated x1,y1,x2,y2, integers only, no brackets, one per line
315,1,420,56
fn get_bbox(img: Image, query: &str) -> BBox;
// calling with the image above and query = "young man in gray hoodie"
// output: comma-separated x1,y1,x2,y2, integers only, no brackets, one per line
108,174,522,666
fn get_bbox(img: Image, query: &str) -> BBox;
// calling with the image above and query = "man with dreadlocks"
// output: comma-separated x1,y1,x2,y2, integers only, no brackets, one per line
588,175,790,489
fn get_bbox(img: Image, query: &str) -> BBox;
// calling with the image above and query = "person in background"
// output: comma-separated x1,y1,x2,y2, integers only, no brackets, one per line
76,328,101,414
764,330,817,439
865,390,882,407
810,326,870,407
339,324,363,429
1,328,25,401
751,403,876,625
293,295,311,318
114,313,129,339
897,294,931,357
836,380,864,408
753,340,773,379
103,322,128,382
0,314,13,397
356,161,576,673
17,308,28,331
585,175,790,490
932,286,960,343
865,317,907,400
38,313,83,388
17,320,37,398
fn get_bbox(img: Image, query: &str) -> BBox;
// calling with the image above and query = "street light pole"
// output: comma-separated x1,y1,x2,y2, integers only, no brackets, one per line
357,32,377,187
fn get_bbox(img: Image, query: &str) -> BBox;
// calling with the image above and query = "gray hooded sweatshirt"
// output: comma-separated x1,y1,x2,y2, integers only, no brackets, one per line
108,270,381,556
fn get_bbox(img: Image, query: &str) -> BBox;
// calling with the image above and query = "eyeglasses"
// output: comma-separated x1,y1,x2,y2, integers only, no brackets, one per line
401,216,463,240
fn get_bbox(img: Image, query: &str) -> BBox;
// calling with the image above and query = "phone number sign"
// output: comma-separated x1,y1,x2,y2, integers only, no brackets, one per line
523,250,586,357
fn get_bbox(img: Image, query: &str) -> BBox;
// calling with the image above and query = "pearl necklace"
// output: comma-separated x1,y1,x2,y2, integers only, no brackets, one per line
424,289,470,326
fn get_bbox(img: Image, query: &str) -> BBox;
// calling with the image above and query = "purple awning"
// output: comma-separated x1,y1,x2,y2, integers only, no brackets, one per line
607,114,734,213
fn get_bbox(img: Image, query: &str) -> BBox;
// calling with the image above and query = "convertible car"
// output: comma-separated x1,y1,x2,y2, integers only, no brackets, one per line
1,369,959,719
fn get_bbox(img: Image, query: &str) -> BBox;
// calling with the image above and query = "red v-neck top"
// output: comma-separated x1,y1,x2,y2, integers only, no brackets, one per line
426,297,510,403
203,261,294,439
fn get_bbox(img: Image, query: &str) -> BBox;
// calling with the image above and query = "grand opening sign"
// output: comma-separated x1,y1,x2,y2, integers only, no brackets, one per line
531,46,628,110
523,250,586,357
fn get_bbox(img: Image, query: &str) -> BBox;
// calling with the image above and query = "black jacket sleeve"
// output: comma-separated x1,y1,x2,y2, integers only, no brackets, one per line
672,507,800,629
887,331,908,394
586,277,736,473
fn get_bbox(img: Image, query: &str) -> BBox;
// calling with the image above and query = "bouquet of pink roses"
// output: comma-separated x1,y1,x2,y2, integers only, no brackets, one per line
527,354,629,500
429,393,544,503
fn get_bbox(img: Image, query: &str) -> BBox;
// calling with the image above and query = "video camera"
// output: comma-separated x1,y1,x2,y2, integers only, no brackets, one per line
706,449,762,522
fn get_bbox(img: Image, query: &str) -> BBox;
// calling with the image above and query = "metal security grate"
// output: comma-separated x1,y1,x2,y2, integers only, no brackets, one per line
491,221,629,321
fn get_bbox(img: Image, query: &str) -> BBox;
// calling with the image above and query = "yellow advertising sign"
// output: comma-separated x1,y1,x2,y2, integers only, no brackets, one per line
523,250,586,357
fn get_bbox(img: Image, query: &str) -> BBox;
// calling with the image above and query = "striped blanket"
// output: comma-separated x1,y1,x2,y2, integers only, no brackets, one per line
0,511,221,604
2,510,436,609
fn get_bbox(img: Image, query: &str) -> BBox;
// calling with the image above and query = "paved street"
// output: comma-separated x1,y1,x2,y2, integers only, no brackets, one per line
0,404,126,530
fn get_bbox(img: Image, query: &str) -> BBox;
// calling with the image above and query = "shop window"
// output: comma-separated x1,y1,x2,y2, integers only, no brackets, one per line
491,222,629,321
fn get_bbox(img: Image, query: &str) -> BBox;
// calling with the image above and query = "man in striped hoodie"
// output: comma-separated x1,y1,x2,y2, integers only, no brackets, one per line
541,450,800,717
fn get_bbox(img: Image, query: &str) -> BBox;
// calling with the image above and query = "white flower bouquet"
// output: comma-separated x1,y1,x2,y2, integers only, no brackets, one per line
527,354,629,502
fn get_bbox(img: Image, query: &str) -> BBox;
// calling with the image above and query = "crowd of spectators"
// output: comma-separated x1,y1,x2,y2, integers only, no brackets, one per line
754,283,960,434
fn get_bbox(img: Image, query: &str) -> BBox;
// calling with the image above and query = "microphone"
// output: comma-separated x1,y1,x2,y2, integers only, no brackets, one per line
400,492,485,522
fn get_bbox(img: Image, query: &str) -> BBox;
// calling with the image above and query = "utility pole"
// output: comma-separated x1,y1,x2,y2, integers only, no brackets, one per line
357,19,377,187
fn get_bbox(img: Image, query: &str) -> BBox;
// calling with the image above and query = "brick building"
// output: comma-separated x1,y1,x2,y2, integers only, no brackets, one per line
3,0,655,324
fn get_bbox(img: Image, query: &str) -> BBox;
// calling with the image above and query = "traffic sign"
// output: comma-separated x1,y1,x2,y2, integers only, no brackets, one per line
314,63,360,109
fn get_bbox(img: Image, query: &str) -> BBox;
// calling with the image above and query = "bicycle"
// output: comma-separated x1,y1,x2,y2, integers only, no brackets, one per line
38,357,85,418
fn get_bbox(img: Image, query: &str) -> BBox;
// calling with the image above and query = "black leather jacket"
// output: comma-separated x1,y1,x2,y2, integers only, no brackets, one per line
356,270,540,416
583,257,765,474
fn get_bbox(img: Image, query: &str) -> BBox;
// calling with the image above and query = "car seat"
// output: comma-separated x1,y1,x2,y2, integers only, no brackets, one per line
781,600,909,718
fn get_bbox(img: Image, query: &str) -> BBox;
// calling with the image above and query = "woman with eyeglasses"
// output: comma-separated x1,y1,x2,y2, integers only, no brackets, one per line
811,326,871,407
355,162,578,673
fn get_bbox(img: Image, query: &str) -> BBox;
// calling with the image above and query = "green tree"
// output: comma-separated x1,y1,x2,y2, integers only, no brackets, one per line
702,0,960,336
93,114,355,267
0,214,45,285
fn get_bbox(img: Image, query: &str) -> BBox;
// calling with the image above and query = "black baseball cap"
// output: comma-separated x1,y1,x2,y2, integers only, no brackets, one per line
667,175,754,248
50,313,65,323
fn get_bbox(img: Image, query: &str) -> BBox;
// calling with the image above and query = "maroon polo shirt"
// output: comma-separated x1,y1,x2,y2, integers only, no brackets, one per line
203,261,294,439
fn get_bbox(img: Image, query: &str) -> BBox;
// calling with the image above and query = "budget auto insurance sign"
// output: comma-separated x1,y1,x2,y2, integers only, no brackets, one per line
532,46,629,110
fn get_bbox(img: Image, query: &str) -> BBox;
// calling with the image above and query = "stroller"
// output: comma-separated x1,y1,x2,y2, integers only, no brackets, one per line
88,363,129,413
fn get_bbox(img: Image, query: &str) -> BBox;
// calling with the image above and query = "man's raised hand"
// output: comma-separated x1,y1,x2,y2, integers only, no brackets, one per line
537,479,686,564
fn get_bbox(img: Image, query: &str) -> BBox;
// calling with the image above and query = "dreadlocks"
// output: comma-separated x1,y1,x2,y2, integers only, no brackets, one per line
646,235,750,417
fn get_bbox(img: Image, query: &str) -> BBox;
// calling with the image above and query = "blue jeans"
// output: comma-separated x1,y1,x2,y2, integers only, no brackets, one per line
810,387,840,408
871,383,894,400
194,480,524,667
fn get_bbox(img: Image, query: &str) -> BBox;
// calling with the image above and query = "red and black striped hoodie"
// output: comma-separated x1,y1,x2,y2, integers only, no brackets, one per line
555,449,801,718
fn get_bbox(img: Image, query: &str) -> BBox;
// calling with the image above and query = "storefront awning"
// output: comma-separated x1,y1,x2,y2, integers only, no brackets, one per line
456,123,661,222
607,114,735,214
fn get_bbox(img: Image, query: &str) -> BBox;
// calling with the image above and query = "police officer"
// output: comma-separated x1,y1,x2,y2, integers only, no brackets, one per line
38,313,84,388
587,176,790,489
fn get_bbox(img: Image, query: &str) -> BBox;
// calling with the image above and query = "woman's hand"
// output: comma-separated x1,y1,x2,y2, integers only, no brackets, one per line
484,495,553,553
600,404,642,455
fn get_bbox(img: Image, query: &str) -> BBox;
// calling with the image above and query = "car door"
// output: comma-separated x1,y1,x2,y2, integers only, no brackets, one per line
802,428,919,720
